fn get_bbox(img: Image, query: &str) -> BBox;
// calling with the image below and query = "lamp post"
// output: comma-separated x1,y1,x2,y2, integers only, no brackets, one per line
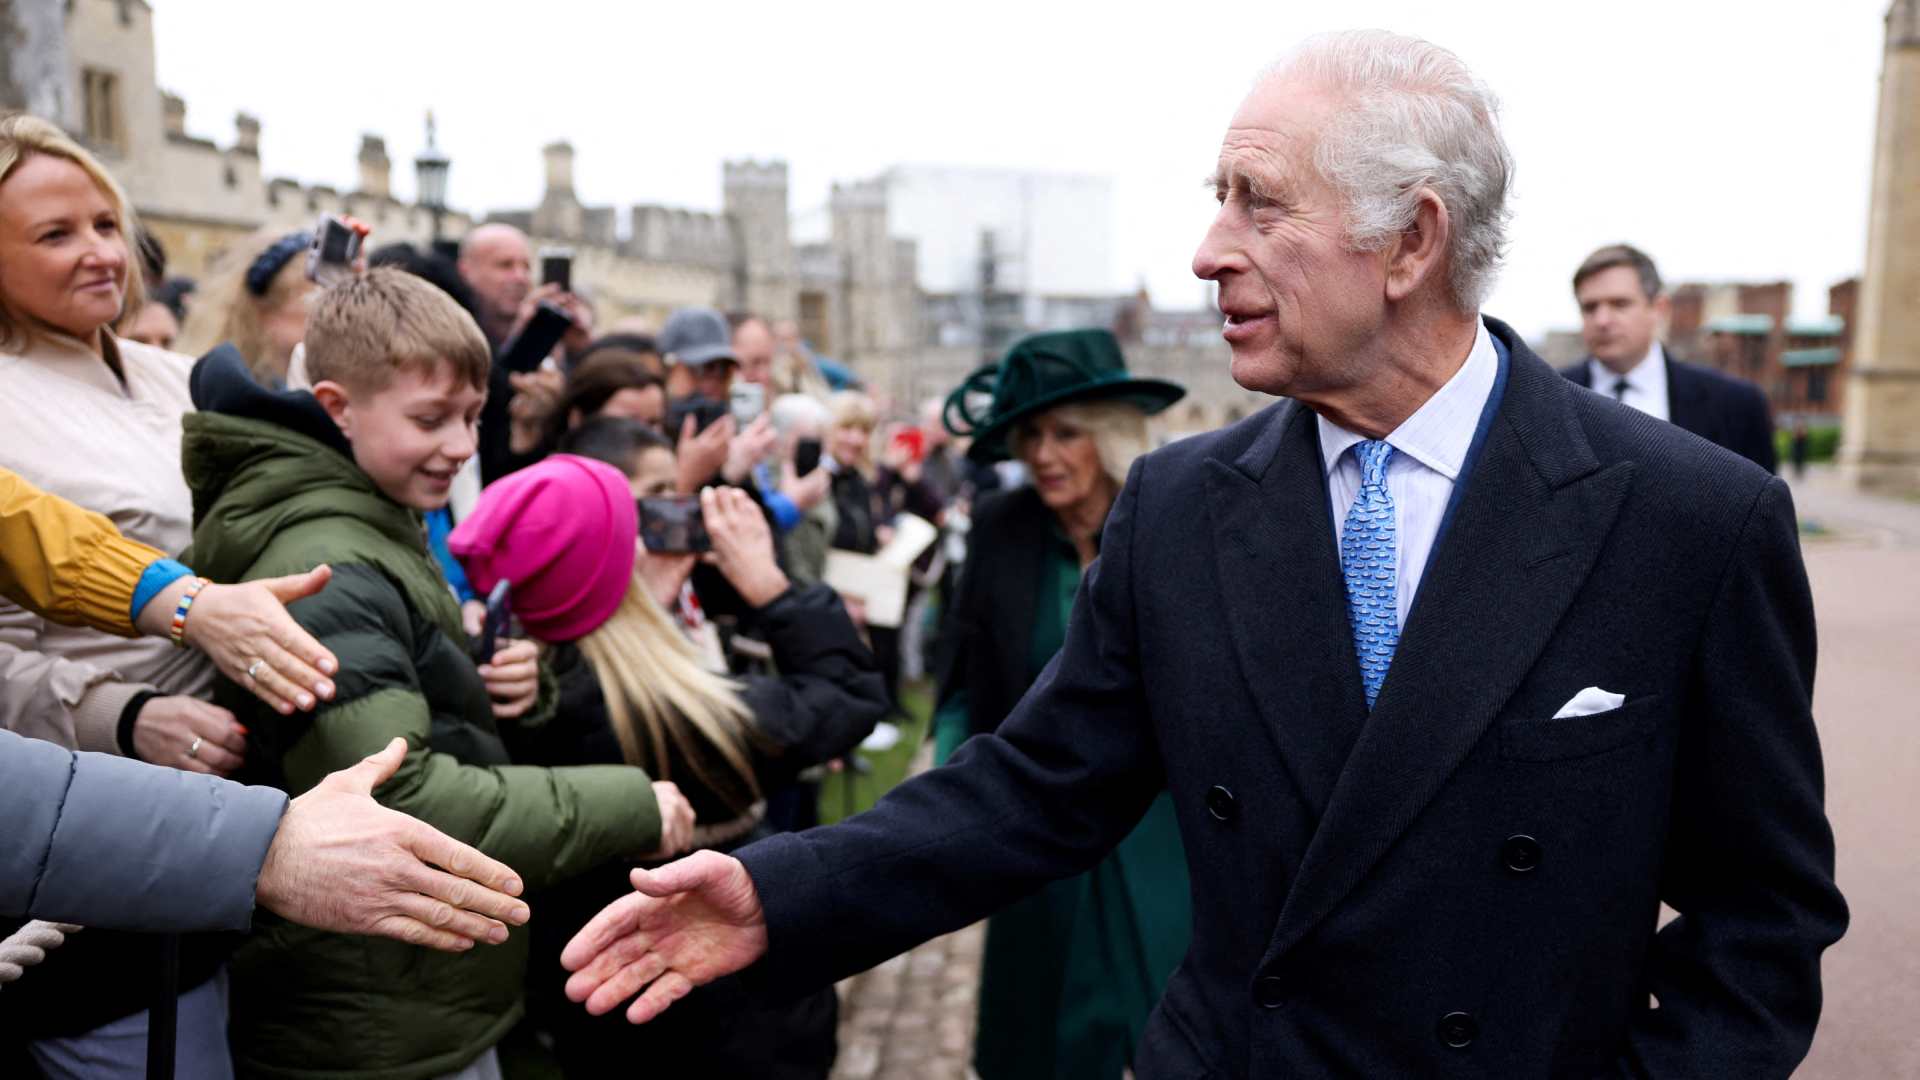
413,110,450,245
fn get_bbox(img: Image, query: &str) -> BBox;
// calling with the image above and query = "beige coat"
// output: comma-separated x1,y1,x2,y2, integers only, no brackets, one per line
0,328,212,752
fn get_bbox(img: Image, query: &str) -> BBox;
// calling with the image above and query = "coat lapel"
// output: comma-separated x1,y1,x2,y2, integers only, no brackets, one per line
1262,338,1635,962
1204,402,1369,817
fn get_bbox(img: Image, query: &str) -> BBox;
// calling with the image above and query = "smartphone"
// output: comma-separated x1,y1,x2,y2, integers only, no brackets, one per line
666,396,730,442
498,300,573,373
305,214,365,288
539,247,573,292
794,437,823,476
638,495,712,554
729,381,765,427
472,579,512,664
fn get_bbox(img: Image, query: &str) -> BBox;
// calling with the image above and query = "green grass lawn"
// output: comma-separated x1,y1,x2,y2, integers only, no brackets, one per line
817,678,934,825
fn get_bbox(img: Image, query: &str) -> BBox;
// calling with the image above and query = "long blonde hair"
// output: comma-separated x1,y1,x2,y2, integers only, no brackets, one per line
0,113,146,348
574,563,765,813
175,227,312,383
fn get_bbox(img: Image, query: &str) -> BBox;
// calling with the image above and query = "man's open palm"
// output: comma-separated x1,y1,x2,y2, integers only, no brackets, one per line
560,850,770,1023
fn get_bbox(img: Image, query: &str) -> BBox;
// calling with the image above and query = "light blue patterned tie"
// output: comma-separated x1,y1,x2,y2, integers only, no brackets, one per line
1341,440,1399,708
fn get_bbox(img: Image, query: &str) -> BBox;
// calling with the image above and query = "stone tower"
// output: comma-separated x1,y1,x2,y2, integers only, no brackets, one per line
533,141,584,240
1840,0,1920,492
722,160,795,321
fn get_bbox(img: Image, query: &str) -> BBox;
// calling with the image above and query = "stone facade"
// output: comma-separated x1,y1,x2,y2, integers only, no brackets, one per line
1840,0,1920,492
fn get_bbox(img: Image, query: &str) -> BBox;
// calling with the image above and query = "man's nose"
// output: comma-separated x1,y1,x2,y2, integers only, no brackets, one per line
1192,210,1241,282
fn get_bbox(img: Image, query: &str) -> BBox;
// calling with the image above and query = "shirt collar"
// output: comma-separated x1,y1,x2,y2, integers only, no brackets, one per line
1317,317,1498,482
1588,340,1666,395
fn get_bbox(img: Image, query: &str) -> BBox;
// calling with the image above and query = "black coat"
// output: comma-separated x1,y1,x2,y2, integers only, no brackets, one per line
1561,352,1778,473
937,484,1061,738
736,320,1846,1078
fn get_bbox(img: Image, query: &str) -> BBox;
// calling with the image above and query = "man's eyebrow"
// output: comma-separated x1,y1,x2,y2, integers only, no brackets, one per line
1205,164,1288,203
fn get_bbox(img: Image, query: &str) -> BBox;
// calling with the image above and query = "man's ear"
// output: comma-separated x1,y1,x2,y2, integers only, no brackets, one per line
311,380,354,441
1384,188,1452,304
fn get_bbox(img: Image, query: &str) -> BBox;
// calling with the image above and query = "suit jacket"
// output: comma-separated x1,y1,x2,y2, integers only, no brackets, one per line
737,319,1845,1077
1561,352,1778,473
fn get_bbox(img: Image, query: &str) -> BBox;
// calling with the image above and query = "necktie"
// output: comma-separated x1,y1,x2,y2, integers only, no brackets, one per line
1341,440,1398,708
1611,377,1630,403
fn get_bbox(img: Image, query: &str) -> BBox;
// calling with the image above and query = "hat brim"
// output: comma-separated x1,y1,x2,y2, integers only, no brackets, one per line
671,343,737,368
964,377,1187,464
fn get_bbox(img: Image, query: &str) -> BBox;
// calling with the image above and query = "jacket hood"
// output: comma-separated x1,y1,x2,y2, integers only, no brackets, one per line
182,346,424,586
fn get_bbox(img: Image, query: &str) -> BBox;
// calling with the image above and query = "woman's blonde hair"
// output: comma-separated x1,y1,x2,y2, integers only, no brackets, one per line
175,227,312,383
1012,400,1153,488
0,113,146,348
574,560,766,814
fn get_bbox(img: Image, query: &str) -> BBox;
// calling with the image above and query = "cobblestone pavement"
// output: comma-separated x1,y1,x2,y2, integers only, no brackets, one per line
830,921,983,1080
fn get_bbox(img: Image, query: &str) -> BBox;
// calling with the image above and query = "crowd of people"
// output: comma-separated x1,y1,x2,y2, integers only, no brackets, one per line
0,96,1202,1078
1,23,1845,1080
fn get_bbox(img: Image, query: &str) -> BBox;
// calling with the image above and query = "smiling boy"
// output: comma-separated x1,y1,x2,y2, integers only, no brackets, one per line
178,268,688,1080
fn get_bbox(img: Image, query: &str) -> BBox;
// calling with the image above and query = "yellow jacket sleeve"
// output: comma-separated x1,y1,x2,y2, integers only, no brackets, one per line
0,469,163,638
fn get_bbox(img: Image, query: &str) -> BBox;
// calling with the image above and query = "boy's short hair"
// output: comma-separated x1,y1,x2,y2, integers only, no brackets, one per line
305,267,491,393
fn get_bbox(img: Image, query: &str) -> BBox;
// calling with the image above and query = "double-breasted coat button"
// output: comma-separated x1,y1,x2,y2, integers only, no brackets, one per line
1438,1011,1478,1048
1502,834,1543,873
1254,976,1288,1009
1206,785,1238,822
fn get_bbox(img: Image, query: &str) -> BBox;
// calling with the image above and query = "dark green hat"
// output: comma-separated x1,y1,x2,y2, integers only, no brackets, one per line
942,329,1186,464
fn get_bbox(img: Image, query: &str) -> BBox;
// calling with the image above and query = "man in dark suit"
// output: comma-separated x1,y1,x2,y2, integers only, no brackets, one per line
556,30,1845,1078
1562,243,1779,471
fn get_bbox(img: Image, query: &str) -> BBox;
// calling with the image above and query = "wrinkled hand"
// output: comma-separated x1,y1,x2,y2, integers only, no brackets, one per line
675,414,735,494
256,737,530,952
561,850,769,1023
170,566,339,715
779,458,831,511
701,487,788,608
507,368,566,455
647,781,696,860
722,414,777,485
479,639,540,720
133,695,246,776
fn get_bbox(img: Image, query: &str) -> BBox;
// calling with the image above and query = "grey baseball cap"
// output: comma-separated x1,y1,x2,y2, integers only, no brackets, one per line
657,307,737,369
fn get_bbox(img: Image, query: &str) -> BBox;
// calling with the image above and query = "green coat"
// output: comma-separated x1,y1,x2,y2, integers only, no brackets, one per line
934,488,1191,1080
181,379,663,1080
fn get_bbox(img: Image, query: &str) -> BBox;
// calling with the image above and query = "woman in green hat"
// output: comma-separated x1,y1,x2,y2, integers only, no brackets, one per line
934,328,1192,1080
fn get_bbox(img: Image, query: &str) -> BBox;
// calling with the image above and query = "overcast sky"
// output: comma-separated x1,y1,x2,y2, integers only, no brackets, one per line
152,0,1892,340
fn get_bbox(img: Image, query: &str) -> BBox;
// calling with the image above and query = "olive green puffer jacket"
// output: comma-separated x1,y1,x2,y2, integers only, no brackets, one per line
181,349,663,1080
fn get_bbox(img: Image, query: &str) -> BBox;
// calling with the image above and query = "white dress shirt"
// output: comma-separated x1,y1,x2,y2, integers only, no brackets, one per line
1587,342,1669,421
1319,318,1499,628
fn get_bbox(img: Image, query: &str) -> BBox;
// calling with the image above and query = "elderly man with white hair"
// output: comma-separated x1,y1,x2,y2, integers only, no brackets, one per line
556,30,1845,1077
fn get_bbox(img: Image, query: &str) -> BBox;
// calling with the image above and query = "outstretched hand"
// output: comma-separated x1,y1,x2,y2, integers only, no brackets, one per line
163,566,340,714
561,850,769,1023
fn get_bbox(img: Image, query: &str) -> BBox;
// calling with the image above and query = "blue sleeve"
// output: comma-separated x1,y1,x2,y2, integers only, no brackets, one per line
129,558,194,622
764,492,802,533
425,508,477,603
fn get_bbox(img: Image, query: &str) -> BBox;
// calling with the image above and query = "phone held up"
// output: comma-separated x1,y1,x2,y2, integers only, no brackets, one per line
472,578,513,664
498,300,574,374
638,495,712,554
793,437,823,477
306,214,368,288
729,381,765,428
539,246,573,293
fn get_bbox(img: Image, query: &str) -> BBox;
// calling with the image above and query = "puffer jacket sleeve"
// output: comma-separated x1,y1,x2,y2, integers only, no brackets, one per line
0,468,162,638
737,583,888,780
0,727,285,931
269,564,662,892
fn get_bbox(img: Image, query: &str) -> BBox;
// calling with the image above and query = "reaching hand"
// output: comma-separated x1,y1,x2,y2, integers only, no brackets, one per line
561,850,769,1023
255,737,531,952
133,695,247,776
647,781,696,860
779,458,832,512
701,486,789,608
479,639,541,719
158,566,340,714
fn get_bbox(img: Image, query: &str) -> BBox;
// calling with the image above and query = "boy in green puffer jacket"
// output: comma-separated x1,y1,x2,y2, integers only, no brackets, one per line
180,269,693,1080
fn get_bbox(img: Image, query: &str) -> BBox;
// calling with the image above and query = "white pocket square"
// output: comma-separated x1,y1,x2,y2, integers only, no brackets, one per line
1553,686,1626,719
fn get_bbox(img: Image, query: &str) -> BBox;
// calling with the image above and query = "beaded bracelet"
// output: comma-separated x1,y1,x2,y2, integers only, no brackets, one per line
168,577,212,648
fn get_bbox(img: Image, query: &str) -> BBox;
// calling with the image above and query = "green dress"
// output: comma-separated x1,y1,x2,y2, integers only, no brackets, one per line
933,530,1192,1080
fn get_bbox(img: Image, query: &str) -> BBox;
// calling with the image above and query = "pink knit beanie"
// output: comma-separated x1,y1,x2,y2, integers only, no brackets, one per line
449,455,637,642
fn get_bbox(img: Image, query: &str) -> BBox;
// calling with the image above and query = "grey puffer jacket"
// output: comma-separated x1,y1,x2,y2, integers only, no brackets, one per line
0,727,285,931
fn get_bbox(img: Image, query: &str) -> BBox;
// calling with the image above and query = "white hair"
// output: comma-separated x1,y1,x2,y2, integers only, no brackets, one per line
1272,30,1514,310
769,392,831,437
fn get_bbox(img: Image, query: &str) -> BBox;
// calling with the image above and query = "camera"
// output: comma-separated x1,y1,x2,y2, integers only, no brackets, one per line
540,247,573,293
305,214,366,288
